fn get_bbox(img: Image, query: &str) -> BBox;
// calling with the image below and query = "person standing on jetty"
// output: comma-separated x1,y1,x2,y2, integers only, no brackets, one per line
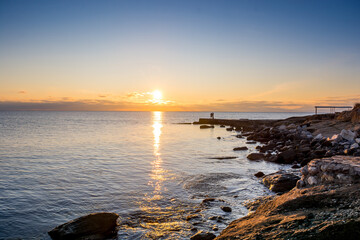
210,112,214,119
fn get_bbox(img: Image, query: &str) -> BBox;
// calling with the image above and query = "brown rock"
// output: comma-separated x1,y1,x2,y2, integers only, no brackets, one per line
216,184,360,240
262,171,299,193
190,231,216,240
233,146,248,151
276,149,296,163
48,212,118,240
247,153,265,161
220,206,232,212
254,171,265,178
200,125,214,129
202,198,216,204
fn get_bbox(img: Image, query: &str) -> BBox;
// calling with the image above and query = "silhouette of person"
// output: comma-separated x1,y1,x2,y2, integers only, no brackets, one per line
210,112,214,119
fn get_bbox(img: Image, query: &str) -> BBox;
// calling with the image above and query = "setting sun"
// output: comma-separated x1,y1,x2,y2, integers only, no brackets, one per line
152,90,162,101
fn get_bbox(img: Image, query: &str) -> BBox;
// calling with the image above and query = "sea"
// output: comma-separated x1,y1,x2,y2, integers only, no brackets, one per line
0,111,312,239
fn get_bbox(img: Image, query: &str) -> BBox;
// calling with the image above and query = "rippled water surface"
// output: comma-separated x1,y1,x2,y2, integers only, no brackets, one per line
0,111,311,239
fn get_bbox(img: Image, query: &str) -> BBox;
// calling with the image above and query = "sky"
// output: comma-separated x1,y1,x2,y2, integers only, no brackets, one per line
0,0,360,111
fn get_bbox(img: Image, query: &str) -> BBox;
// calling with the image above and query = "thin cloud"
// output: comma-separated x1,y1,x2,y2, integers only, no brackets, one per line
1,94,358,112
18,90,26,94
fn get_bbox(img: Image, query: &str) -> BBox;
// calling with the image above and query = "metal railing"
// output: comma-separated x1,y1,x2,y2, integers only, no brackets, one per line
314,106,352,114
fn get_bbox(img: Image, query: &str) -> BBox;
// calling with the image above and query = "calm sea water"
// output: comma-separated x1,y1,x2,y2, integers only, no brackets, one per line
0,111,311,239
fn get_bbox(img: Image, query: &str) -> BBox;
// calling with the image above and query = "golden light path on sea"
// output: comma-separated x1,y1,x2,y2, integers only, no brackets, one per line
136,111,190,239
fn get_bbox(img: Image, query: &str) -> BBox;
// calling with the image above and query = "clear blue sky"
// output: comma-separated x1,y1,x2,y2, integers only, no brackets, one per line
1,0,360,111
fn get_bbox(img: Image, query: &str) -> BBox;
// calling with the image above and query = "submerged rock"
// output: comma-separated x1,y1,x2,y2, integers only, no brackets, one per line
233,146,248,151
208,156,237,160
220,206,232,212
190,231,216,240
200,125,214,129
48,212,119,240
254,171,265,178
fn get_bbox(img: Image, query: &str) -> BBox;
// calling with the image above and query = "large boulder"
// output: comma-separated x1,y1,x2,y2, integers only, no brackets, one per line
340,129,357,142
262,171,300,193
48,212,119,240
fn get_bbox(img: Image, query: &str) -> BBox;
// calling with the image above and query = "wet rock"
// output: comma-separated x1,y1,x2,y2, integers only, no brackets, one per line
186,214,201,221
262,171,300,193
212,225,218,231
235,134,243,138
190,231,216,240
200,125,214,129
202,198,216,204
220,125,225,128
291,164,301,169
233,146,248,151
254,171,265,178
48,212,119,240
208,156,237,160
226,127,233,131
246,141,257,144
220,206,232,212
247,153,265,161
276,149,296,163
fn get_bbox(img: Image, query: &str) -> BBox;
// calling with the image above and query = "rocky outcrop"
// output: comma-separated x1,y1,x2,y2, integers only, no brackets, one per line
216,182,360,240
262,171,300,193
216,156,360,240
297,156,360,188
336,103,360,123
48,212,119,240
351,104,360,123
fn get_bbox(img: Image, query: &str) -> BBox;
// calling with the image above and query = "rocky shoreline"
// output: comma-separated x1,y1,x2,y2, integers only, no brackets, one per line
48,105,360,239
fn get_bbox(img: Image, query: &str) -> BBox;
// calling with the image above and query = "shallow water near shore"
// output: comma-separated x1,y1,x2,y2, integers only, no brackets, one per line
0,111,311,239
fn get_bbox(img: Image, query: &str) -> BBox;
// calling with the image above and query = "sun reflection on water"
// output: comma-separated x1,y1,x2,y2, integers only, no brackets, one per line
135,111,191,239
